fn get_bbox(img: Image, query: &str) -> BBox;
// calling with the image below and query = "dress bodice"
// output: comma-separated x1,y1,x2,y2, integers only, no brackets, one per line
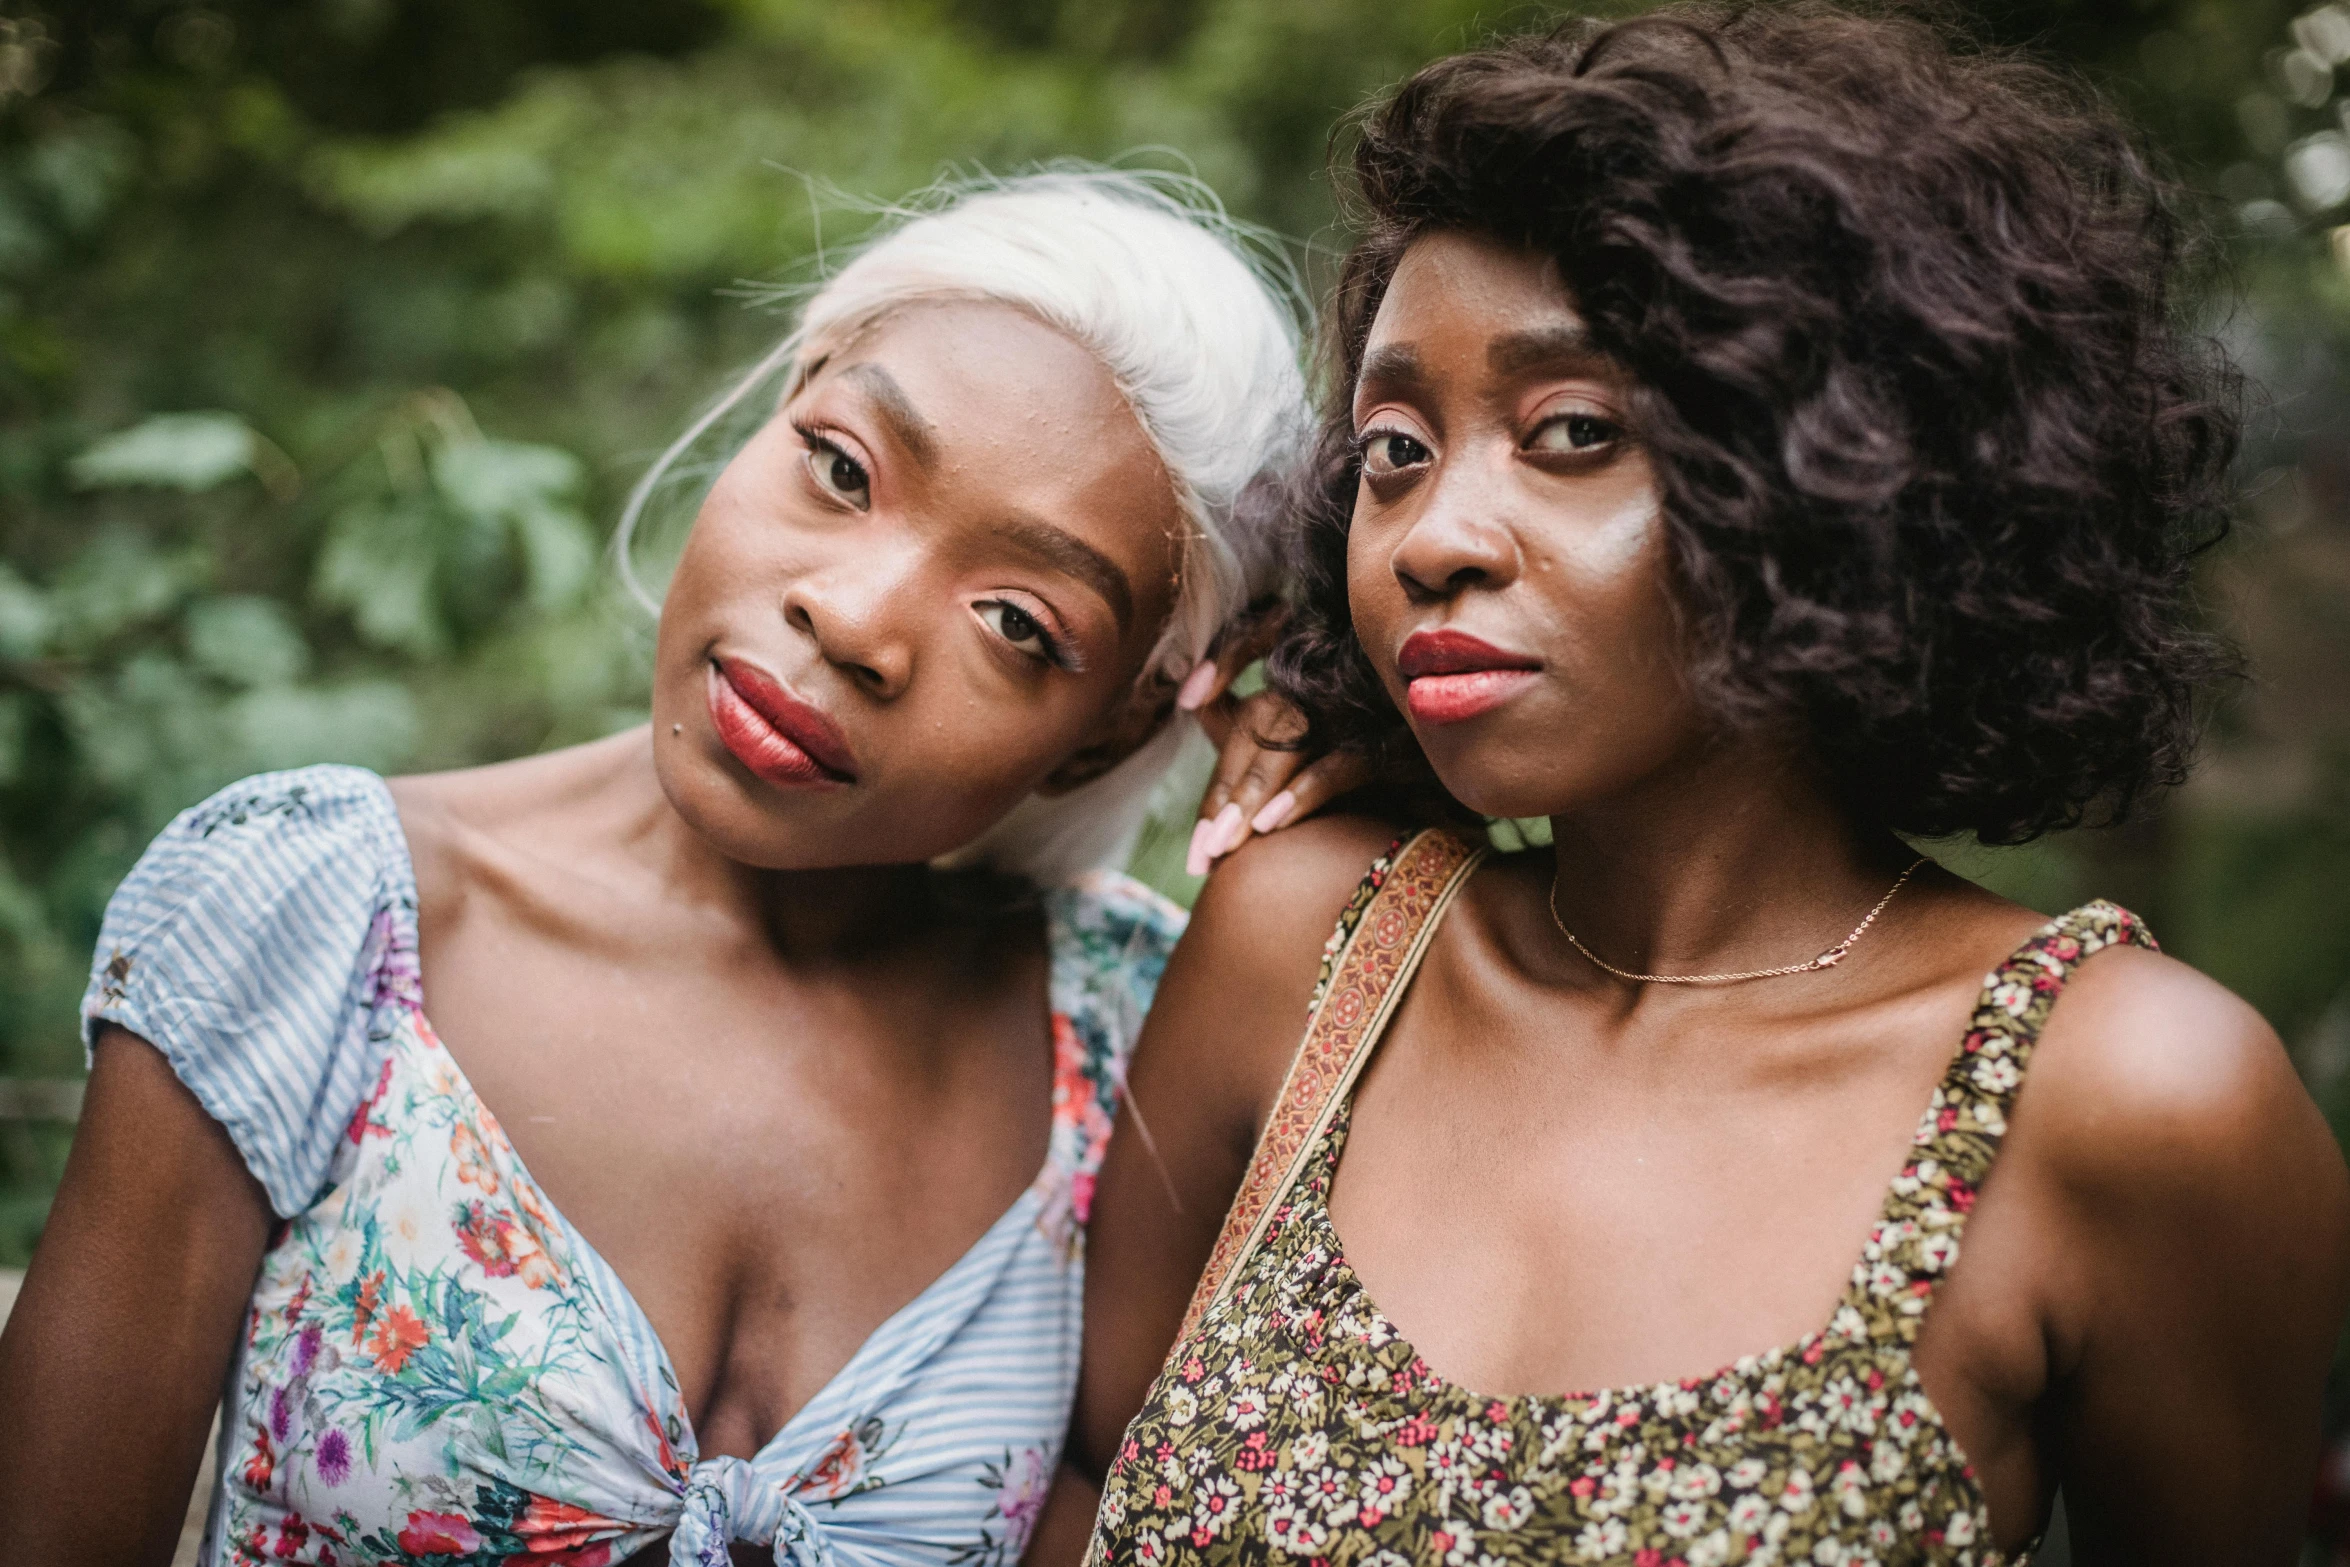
1089,834,2154,1567
84,766,1184,1567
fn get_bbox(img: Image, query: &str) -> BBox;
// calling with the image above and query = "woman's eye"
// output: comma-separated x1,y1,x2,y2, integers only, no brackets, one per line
1359,430,1432,476
1528,413,1622,456
978,600,1057,663
798,429,870,508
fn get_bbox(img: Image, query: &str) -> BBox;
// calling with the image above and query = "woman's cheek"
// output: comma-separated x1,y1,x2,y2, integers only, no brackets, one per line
1346,532,1406,700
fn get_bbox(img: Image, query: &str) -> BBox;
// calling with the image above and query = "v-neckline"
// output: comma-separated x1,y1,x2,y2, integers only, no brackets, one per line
365,773,1079,1478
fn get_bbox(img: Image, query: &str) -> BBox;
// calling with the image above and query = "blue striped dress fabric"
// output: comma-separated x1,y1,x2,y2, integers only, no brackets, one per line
80,765,1184,1567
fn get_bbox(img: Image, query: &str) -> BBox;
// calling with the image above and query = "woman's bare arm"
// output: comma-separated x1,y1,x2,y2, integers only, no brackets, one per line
1024,819,1398,1567
2026,949,2350,1563
1068,818,1400,1482
0,1026,272,1566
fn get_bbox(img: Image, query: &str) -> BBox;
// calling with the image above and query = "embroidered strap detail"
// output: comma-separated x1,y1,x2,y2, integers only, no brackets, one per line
1840,900,2156,1346
1174,828,1486,1343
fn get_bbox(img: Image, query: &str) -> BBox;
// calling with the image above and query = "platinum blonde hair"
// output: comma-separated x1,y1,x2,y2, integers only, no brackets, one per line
615,168,1310,883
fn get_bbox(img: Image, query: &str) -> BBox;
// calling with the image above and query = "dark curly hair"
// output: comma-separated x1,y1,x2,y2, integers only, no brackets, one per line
1267,1,2242,844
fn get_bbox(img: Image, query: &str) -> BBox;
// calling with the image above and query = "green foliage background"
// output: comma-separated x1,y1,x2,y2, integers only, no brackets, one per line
5,0,2350,1283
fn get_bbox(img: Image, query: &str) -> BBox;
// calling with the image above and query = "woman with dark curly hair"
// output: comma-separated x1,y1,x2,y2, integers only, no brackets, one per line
1051,6,2350,1563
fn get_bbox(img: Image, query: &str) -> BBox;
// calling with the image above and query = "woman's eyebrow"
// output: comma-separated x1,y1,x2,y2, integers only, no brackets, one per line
996,514,1135,634
1357,344,1423,397
837,362,940,468
1488,323,1601,374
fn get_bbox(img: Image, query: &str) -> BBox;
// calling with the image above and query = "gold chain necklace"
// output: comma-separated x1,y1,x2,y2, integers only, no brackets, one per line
1546,857,1929,986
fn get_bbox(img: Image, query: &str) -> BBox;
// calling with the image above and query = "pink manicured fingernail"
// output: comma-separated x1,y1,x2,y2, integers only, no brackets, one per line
1252,790,1297,834
1175,660,1219,712
1208,802,1246,858
1185,817,1214,878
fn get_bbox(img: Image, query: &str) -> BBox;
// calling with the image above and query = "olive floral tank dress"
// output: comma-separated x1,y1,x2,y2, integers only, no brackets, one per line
1088,830,2155,1567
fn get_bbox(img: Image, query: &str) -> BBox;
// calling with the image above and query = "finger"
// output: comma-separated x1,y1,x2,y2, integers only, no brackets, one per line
1218,713,1313,838
1198,690,1304,819
1174,659,1219,714
1198,698,1312,870
1207,752,1303,868
1185,800,1244,879
1192,694,1260,830
1251,748,1373,833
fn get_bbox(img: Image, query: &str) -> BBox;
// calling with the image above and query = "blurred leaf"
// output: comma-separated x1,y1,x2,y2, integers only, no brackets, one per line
434,439,594,613
0,852,48,952
23,118,138,236
46,533,198,650
229,681,420,774
432,438,580,518
509,503,598,613
309,92,569,233
185,596,311,688
68,412,259,493
0,564,54,659
56,654,222,815
315,495,448,659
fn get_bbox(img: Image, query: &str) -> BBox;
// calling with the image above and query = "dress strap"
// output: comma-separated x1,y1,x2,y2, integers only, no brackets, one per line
1174,827,1486,1343
1837,900,2157,1347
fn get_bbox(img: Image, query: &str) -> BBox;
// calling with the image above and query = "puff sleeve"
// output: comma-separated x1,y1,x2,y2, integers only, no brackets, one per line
80,764,413,1218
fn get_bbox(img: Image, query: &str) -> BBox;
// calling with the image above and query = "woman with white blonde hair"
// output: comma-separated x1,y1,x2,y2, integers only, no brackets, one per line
0,169,1323,1567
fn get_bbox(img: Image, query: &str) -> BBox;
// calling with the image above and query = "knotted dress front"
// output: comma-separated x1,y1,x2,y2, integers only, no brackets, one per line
82,765,1182,1567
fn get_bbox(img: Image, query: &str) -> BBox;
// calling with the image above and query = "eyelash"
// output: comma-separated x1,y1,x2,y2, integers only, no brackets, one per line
976,598,1083,673
1526,410,1625,456
792,422,870,504
1353,426,1429,473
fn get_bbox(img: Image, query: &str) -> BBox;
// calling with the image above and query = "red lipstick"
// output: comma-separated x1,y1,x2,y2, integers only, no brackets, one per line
707,657,857,787
1397,629,1542,726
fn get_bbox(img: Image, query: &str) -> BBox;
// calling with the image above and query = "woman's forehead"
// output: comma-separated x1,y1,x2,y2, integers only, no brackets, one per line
1361,235,1605,396
1380,233,1573,326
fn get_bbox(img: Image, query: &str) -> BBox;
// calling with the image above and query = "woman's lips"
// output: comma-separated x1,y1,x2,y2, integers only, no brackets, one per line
706,657,857,787
1398,629,1542,726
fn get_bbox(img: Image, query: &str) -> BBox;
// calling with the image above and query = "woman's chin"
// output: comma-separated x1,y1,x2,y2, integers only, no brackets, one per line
657,748,1011,873
1417,744,1570,825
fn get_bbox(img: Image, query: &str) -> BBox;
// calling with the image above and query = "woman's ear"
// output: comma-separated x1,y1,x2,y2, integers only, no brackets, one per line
1038,665,1182,795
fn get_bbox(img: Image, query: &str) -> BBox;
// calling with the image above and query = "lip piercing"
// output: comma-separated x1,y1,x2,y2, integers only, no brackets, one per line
671,723,682,735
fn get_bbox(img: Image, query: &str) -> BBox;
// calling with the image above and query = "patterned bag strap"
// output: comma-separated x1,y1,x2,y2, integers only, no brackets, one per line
1174,827,1487,1343
1838,900,2156,1347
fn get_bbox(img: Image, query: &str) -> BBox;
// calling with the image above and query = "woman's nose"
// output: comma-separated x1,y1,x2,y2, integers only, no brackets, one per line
781,553,917,700
1388,453,1522,602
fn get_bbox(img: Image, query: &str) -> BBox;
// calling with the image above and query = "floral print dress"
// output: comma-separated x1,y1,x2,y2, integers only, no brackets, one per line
1090,834,2155,1567
83,765,1183,1567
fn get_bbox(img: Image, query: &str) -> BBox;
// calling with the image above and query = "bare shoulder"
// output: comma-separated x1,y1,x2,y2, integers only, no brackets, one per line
1139,814,1406,1109
2027,943,2349,1242
382,765,473,926
1184,814,1408,1008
